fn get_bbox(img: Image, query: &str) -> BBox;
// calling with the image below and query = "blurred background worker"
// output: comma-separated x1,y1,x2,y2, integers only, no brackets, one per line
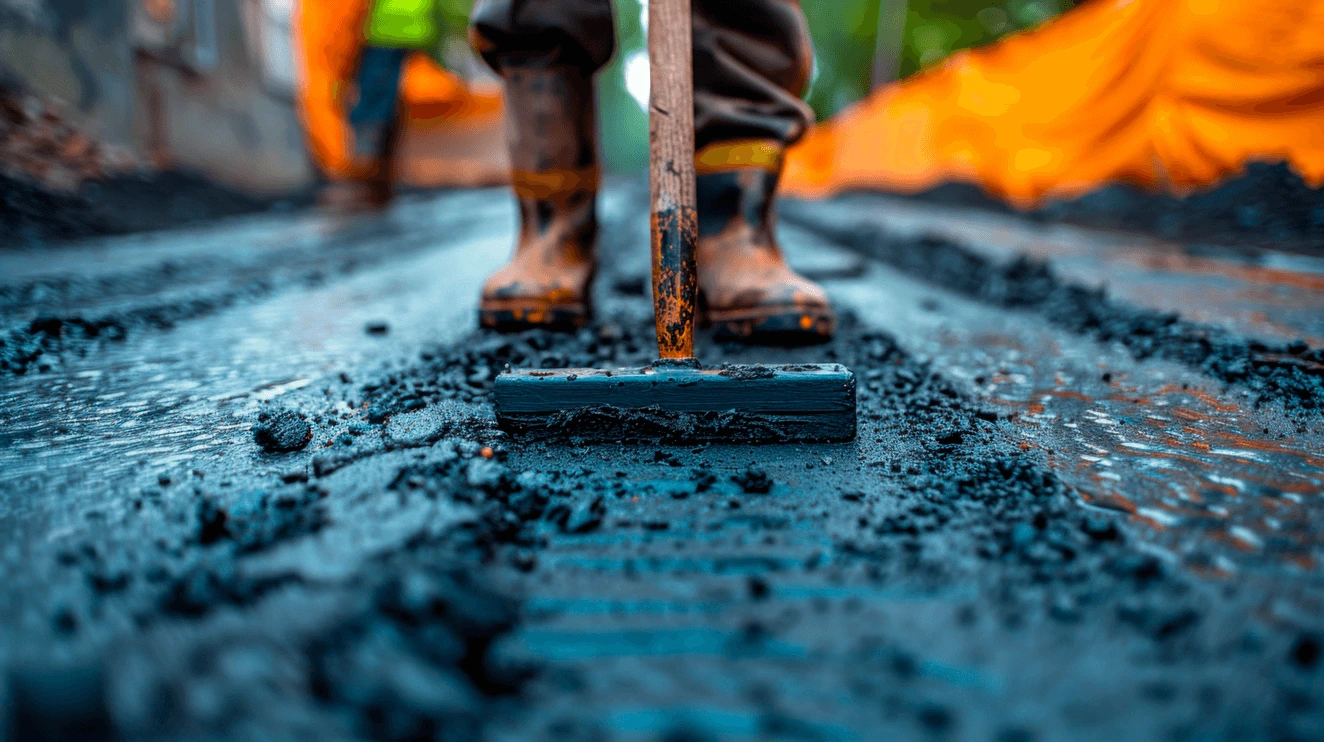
471,0,837,342
327,0,444,209
297,0,509,212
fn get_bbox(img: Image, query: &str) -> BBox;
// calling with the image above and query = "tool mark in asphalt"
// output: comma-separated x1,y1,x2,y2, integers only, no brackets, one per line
0,190,511,376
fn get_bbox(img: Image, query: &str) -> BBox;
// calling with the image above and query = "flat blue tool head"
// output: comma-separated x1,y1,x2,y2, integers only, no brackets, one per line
493,361,856,443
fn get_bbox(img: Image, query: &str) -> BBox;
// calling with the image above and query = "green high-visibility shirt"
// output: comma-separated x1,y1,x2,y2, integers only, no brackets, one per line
365,0,441,50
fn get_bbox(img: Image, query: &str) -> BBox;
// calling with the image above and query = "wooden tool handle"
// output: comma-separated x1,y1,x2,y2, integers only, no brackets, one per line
648,0,698,360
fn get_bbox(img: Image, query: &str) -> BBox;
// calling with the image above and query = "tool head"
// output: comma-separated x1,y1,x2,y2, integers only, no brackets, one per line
493,360,856,443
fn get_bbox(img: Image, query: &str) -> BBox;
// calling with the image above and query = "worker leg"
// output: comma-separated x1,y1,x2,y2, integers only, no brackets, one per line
692,0,835,342
348,46,409,161
470,0,615,330
325,46,409,211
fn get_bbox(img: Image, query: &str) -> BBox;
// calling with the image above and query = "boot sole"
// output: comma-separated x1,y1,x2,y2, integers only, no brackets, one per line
479,298,591,332
704,305,836,345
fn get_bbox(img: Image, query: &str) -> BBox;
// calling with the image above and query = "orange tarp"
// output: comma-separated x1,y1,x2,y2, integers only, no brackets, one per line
783,0,1324,207
292,0,506,183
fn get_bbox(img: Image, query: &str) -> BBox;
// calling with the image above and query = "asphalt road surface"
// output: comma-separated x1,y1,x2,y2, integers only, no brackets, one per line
1,183,1322,741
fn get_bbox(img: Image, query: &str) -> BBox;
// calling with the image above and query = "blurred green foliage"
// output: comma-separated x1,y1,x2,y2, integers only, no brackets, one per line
802,0,1077,119
897,1,1076,78
801,0,883,120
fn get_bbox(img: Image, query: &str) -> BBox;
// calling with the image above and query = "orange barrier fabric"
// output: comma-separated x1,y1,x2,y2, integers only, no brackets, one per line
293,0,503,180
783,0,1324,207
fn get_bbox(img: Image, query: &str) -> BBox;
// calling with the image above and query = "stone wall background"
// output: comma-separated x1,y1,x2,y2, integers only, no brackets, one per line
0,0,313,194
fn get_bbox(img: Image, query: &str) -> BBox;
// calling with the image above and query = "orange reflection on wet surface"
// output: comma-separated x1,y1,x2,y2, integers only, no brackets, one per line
997,378,1323,577
1125,251,1324,293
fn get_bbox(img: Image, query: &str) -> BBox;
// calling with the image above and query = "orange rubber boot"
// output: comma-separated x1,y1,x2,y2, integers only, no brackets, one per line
696,164,835,343
479,65,599,331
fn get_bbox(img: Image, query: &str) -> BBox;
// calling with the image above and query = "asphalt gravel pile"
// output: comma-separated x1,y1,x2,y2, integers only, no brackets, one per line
0,257,300,376
902,163,1324,251
0,280,298,377
0,173,120,243
0,211,480,376
792,217,1324,416
1042,163,1324,250
0,170,308,247
0,315,127,376
3,422,529,739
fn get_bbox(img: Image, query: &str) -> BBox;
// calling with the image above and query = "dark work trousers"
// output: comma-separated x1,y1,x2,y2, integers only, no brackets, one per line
349,46,409,159
468,0,816,153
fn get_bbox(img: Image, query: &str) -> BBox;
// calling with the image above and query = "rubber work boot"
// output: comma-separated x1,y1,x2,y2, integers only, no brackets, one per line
319,124,396,213
479,65,599,330
696,152,835,342
318,172,392,213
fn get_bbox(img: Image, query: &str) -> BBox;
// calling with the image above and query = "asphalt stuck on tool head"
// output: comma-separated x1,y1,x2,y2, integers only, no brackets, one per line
493,360,857,443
